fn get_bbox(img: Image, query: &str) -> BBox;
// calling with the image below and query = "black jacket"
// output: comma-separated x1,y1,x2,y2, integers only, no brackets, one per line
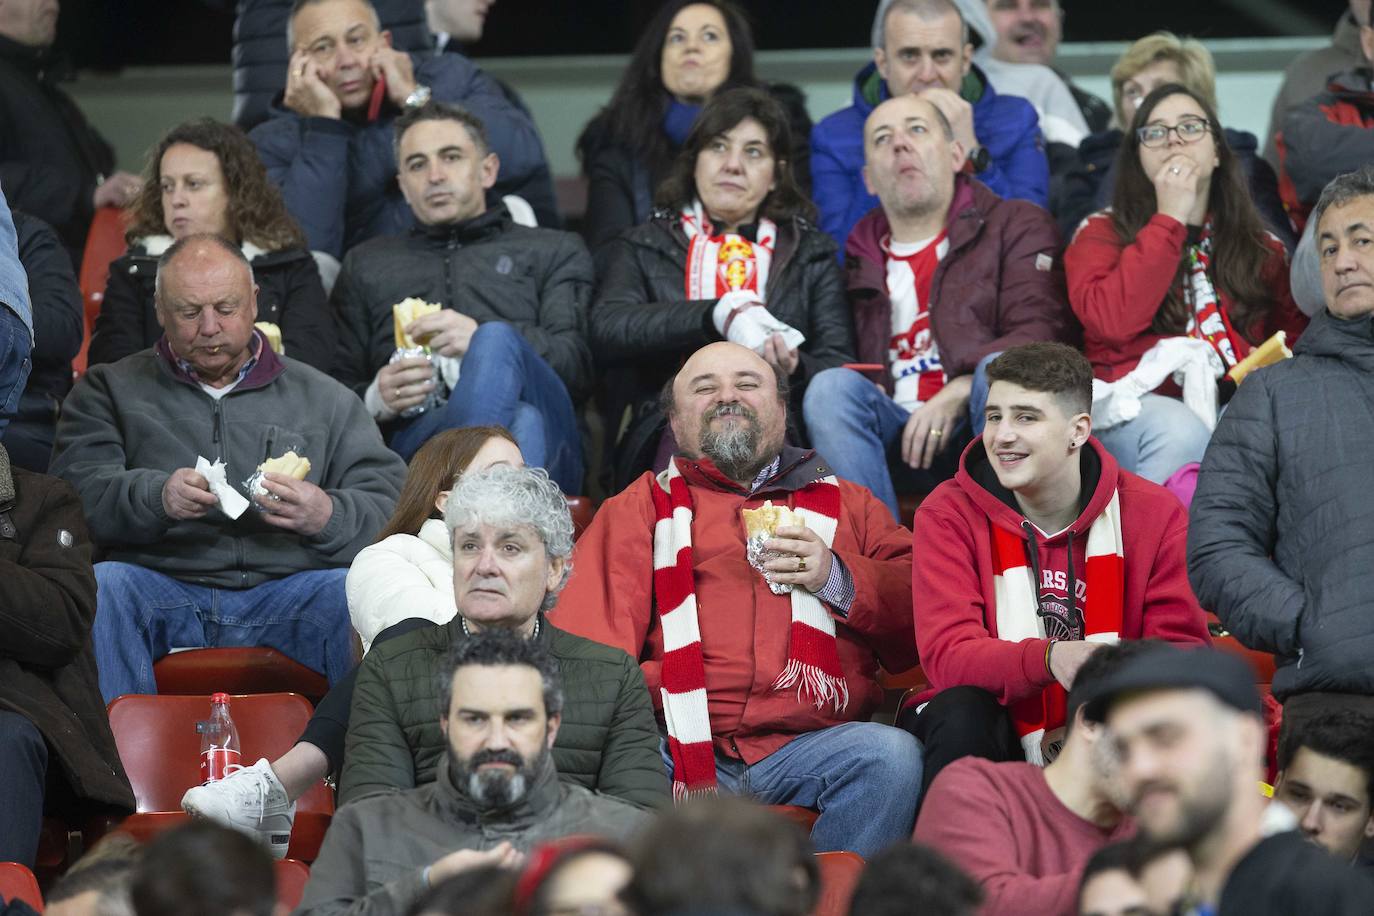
591,212,855,490
12,212,80,410
229,0,431,131
1188,310,1374,699
1055,127,1296,252
89,237,335,373
332,206,594,404
1219,831,1374,915
578,82,813,259
0,447,135,813
0,36,115,263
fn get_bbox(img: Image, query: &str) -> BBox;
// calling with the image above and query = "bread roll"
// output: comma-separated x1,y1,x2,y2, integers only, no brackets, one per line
258,450,311,480
742,500,806,538
392,298,443,349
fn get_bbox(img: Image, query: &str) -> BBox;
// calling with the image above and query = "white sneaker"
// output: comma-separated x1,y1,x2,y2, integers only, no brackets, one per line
181,758,297,859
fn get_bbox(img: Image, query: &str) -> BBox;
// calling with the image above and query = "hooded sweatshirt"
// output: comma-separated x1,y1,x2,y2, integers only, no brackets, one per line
907,438,1210,717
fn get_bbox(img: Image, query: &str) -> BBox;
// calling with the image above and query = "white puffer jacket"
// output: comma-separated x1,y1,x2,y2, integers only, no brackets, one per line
346,518,457,654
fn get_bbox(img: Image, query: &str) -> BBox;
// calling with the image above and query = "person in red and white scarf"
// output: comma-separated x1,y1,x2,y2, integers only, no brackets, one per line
554,341,921,858
901,343,1210,799
802,93,1075,523
1066,83,1307,484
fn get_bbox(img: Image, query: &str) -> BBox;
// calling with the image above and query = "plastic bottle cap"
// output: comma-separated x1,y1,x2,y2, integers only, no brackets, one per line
210,692,230,704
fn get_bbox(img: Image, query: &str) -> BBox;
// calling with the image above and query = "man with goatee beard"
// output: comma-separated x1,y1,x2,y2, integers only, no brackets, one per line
297,631,648,916
554,341,922,858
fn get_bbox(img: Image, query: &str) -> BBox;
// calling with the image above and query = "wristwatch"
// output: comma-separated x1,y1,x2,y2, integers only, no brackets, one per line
404,84,432,109
969,145,991,173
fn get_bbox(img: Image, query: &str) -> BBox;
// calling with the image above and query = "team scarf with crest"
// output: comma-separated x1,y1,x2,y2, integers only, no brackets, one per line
989,492,1125,765
650,457,846,799
1182,225,1245,370
681,200,777,301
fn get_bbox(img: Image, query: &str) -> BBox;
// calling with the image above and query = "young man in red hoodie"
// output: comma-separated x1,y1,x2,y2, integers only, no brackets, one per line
900,342,1209,796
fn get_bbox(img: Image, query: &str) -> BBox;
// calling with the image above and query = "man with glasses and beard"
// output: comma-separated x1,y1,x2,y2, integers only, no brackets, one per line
554,341,922,858
297,630,648,916
1086,644,1374,915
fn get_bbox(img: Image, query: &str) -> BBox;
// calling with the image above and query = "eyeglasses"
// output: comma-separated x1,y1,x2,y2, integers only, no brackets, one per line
1136,117,1210,149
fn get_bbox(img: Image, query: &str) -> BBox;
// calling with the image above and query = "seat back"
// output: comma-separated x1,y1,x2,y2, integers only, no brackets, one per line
152,647,329,703
0,861,43,912
274,859,311,911
74,206,128,376
106,693,332,817
565,495,597,540
811,851,865,916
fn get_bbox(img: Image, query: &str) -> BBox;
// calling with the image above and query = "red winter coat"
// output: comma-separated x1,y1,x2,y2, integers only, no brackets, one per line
906,438,1210,711
1065,211,1306,383
553,447,917,763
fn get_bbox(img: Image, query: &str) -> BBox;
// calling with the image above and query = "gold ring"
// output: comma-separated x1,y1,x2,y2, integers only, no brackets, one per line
295,67,306,77
797,557,807,573
929,428,944,438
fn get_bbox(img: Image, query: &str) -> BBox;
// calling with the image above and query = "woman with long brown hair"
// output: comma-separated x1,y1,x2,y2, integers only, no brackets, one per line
182,425,521,855
89,118,335,371
1065,83,1306,483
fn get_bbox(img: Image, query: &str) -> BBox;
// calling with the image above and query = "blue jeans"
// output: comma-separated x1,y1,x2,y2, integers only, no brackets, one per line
389,322,584,492
0,711,45,868
1093,393,1212,484
661,722,923,858
0,306,32,439
93,562,355,704
803,354,998,522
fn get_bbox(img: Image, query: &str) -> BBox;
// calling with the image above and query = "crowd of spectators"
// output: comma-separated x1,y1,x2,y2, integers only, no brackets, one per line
1,0,1373,914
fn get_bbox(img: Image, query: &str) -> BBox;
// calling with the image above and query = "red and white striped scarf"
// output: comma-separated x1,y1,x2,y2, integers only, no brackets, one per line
681,201,777,301
650,457,846,799
1182,224,1244,370
990,492,1125,765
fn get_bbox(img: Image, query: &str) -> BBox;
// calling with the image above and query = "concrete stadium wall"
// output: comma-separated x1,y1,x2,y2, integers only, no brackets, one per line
69,36,1326,181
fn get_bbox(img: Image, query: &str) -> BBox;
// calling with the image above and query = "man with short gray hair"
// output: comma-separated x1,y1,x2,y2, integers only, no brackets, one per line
50,233,406,704
301,629,649,916
1190,164,1374,724
340,464,667,810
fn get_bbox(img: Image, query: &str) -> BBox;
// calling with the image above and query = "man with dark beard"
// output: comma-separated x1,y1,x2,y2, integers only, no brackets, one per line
554,341,922,858
1086,644,1374,915
295,631,648,916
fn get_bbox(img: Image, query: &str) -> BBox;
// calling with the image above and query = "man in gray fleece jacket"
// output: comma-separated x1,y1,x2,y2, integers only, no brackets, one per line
50,235,406,703
296,630,648,916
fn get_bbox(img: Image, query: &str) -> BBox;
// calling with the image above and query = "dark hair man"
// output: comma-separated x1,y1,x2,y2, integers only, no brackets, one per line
901,342,1208,796
331,101,591,489
130,822,276,916
849,843,982,916
1274,709,1374,865
1087,644,1374,915
297,630,648,915
249,0,555,262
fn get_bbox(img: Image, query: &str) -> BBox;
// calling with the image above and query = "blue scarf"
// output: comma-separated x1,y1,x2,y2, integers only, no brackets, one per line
662,99,701,147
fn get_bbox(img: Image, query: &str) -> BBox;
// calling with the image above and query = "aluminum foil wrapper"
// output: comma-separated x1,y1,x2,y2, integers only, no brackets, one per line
746,530,792,595
389,347,445,417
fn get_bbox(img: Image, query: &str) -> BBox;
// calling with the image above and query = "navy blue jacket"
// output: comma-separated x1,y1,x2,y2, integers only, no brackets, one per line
811,62,1049,255
249,52,555,260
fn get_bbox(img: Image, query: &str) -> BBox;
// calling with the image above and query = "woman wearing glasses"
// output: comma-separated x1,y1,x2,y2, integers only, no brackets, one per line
1064,83,1306,483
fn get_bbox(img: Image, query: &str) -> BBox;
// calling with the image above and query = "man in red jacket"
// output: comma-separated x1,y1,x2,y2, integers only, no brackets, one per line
554,341,922,858
803,93,1074,522
901,342,1209,797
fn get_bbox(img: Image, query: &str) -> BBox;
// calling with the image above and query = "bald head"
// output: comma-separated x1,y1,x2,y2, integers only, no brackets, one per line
154,235,260,388
862,94,962,224
667,343,789,484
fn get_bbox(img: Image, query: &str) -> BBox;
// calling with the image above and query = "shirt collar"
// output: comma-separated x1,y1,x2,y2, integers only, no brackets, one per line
749,455,782,493
173,333,263,389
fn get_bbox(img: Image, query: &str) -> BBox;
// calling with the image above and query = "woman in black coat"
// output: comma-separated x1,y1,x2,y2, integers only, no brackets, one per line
89,118,335,371
593,88,854,491
576,0,812,259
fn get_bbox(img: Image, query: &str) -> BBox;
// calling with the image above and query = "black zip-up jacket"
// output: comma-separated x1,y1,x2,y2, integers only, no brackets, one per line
0,35,115,263
332,206,594,404
89,237,335,373
591,211,855,491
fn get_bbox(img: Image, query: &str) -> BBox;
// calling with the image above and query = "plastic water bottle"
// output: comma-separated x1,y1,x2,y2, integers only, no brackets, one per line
198,692,241,784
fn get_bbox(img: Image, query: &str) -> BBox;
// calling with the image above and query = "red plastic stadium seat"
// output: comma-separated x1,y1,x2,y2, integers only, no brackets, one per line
769,805,820,833
275,859,311,911
153,647,329,704
106,693,333,861
565,495,597,540
811,851,865,916
0,861,43,912
877,665,927,693
74,206,128,376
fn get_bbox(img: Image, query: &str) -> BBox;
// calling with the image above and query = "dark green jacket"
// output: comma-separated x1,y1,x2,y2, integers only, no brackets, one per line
340,614,668,809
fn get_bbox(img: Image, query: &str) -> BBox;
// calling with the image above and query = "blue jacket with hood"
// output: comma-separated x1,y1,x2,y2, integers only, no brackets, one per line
811,62,1049,255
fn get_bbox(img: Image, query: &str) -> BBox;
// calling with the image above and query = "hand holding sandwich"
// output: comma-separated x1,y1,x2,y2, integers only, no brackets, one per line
763,525,833,593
